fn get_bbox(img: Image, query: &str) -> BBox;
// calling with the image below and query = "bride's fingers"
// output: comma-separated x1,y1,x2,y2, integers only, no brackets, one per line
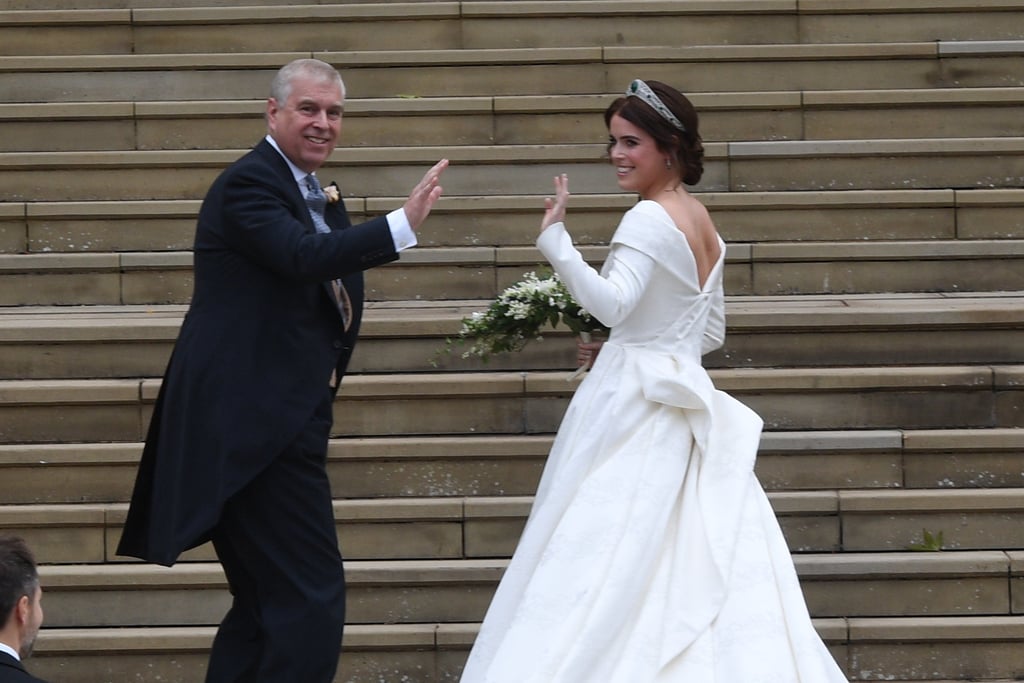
552,175,570,210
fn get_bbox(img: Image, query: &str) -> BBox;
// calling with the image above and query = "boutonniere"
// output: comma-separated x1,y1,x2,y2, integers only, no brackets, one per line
324,181,341,204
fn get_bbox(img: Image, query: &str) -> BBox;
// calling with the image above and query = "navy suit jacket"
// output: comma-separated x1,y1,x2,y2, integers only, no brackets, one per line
117,139,399,565
0,652,47,683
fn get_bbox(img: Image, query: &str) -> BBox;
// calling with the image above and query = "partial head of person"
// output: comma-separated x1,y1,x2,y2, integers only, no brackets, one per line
266,58,346,174
0,535,43,660
604,80,705,197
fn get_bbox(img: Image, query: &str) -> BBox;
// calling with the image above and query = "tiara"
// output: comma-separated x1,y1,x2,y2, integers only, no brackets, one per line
625,79,686,133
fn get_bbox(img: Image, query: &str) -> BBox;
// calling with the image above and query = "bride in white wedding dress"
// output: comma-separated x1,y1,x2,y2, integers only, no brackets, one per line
459,80,850,683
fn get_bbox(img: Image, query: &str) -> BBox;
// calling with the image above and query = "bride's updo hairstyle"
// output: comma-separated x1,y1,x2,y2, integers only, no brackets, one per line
604,80,704,186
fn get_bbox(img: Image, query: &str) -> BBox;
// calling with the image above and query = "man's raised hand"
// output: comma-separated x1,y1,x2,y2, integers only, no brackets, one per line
404,158,449,230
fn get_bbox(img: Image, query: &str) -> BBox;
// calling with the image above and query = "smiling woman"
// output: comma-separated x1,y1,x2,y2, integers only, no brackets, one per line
605,79,704,189
459,80,850,683
601,80,719,289
607,115,668,199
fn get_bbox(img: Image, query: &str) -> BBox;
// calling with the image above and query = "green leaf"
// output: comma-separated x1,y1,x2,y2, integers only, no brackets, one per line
908,528,944,551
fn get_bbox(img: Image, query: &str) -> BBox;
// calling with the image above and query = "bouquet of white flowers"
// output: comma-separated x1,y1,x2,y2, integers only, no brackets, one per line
444,271,609,363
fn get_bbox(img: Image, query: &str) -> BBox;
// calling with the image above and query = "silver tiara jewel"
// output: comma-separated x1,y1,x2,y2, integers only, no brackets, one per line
625,79,686,133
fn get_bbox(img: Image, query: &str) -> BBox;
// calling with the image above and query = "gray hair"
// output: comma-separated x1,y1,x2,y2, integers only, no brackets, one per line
269,58,345,105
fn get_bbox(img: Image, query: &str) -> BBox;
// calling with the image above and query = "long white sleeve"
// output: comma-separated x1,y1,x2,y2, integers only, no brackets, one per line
536,222,656,328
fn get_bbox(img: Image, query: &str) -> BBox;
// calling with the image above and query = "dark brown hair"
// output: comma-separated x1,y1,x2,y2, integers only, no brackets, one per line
604,81,704,186
0,535,38,624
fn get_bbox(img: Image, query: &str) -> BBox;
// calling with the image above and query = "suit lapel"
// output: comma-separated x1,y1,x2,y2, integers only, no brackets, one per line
251,141,351,325
253,139,318,235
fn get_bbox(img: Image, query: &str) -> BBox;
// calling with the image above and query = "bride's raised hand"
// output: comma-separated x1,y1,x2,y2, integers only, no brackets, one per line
540,173,570,233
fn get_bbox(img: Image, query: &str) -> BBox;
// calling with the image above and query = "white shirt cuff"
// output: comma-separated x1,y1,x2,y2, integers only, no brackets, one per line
387,208,417,252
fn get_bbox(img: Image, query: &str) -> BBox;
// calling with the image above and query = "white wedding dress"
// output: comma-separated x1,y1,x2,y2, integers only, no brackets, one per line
460,201,849,683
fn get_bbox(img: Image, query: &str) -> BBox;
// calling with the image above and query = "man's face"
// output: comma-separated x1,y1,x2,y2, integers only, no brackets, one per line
19,586,42,659
267,73,344,174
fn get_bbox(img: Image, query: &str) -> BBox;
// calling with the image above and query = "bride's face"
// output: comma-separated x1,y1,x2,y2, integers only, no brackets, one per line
607,113,671,199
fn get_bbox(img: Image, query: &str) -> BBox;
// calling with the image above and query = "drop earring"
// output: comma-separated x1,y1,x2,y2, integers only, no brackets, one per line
665,158,672,169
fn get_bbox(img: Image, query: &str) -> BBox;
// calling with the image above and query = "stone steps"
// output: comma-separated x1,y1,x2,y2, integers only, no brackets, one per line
2,241,1023,306
4,189,1022,257
18,617,1024,682
2,428,1023,508
2,41,1023,104
1,294,1022,379
11,0,447,7
10,620,836,683
28,550,1024,629
4,87,1024,152
0,365,1019,445
5,136,1024,203
27,623,472,683
8,482,1024,564
6,426,1024,498
3,2,1024,680
6,2,1024,55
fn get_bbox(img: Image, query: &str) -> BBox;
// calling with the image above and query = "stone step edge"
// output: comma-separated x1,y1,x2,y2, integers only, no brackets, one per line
2,239,1023,273
9,1,1024,26
3,87,1024,121
27,615,1024,654
0,365,1020,405
2,293,1023,341
32,550,1024,588
1,427,1022,466
3,137,1024,167
6,189,1024,221
0,365,1020,403
2,3,461,26
7,485,1024,527
0,40,1020,71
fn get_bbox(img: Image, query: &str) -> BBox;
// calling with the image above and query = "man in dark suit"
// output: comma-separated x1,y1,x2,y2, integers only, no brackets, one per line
116,58,447,682
0,536,47,683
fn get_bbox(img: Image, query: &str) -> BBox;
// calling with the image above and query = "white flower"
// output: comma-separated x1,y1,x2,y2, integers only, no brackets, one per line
438,270,609,362
324,182,341,204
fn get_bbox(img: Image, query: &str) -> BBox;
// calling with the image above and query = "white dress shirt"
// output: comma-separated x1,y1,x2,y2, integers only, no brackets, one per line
0,641,20,661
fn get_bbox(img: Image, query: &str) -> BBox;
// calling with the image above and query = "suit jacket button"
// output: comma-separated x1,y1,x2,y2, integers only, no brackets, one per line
333,340,344,350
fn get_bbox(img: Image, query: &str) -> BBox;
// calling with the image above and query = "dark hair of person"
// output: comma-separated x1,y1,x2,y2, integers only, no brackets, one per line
0,536,38,623
604,81,705,186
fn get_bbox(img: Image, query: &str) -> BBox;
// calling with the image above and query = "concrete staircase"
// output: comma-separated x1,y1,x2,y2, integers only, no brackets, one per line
1,1,1023,681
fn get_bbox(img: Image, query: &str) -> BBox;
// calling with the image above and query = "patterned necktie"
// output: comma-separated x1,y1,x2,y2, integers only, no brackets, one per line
304,174,353,331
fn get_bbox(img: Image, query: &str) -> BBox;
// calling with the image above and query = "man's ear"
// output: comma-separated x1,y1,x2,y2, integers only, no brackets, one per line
266,98,280,130
14,595,29,625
